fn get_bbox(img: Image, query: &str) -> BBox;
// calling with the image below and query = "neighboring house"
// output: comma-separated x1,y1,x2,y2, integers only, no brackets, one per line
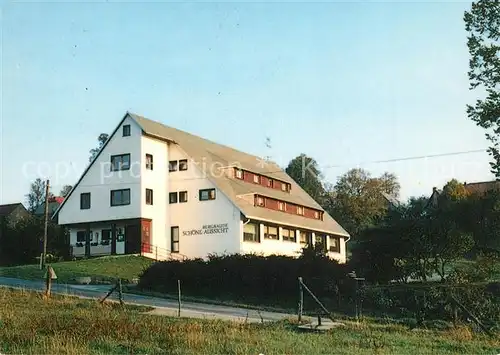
34,196,65,219
426,187,442,208
380,192,400,210
463,180,500,195
54,112,350,262
0,203,29,226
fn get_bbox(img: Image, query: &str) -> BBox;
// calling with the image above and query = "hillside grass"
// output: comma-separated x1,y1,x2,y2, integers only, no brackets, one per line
0,288,498,354
0,255,154,284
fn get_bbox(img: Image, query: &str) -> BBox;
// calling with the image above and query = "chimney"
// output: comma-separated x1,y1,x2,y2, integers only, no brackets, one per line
432,187,437,192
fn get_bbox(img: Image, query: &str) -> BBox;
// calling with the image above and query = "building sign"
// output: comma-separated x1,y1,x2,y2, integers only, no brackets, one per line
182,223,229,236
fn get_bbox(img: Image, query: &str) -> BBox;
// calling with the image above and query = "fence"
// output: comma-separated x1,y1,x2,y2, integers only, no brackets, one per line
140,242,188,262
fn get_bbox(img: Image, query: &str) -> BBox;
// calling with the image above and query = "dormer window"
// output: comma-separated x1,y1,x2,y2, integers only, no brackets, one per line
235,169,243,179
256,196,265,207
278,201,285,211
267,179,274,188
123,125,131,137
297,206,304,215
253,174,260,184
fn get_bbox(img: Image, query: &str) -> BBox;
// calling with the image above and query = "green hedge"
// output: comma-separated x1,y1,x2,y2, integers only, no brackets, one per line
138,253,351,305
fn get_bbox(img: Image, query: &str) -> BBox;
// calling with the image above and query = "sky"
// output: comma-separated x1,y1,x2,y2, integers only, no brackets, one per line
0,0,493,205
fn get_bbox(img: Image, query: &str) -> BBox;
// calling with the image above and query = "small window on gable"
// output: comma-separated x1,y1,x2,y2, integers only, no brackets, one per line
169,161,178,172
179,159,188,171
123,125,131,137
80,193,91,210
199,188,216,201
253,174,260,184
146,154,153,170
235,169,243,179
146,189,153,205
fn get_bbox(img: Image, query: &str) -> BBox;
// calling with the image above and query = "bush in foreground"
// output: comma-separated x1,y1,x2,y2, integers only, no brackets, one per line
138,253,352,305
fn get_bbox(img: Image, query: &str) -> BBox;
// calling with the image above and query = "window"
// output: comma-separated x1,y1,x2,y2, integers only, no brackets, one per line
101,229,111,241
179,191,188,203
146,189,153,205
264,225,278,240
314,211,320,219
329,236,341,253
111,154,131,171
199,188,216,201
243,223,260,242
123,124,131,137
256,196,265,207
146,154,153,170
80,193,91,209
110,189,131,206
281,183,290,192
297,206,304,215
179,159,188,171
299,230,310,245
169,192,178,204
76,231,86,243
282,228,296,242
169,160,178,172
235,169,243,179
253,174,260,184
171,226,179,253
267,179,274,188
316,235,327,252
278,201,285,211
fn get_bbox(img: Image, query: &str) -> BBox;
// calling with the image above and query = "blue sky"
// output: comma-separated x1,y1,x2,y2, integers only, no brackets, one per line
1,1,491,205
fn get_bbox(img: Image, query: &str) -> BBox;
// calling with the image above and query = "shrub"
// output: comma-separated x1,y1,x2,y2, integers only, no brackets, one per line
138,253,350,306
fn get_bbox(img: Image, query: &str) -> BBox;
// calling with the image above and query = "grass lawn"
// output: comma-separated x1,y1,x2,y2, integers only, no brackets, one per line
0,288,498,354
0,255,154,284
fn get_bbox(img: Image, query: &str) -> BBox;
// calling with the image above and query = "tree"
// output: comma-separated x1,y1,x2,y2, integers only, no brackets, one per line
328,169,400,237
441,179,470,201
89,133,109,162
464,1,500,176
60,185,73,197
25,178,53,213
285,154,325,203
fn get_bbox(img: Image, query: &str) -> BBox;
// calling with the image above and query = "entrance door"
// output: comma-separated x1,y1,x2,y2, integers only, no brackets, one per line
141,220,152,253
125,223,141,254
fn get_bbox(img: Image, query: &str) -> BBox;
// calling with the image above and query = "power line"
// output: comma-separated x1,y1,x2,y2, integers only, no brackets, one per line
322,148,488,169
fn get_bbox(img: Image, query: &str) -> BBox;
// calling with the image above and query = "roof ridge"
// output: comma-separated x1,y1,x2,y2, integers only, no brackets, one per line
128,112,282,170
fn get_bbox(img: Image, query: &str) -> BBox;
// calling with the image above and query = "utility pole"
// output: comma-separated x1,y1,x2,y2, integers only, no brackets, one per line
41,179,50,269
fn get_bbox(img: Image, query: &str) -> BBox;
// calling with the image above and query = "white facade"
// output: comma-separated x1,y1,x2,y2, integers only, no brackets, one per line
57,114,348,263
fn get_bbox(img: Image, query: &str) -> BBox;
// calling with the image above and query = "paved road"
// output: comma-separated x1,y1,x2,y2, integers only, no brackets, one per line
0,277,294,323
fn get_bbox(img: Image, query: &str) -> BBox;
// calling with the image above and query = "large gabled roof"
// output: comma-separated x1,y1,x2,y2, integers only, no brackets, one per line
54,112,349,237
129,113,349,237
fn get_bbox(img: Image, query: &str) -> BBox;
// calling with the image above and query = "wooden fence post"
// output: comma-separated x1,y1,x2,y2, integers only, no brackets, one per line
298,277,304,322
118,279,124,306
177,279,181,317
44,265,52,298
298,277,336,323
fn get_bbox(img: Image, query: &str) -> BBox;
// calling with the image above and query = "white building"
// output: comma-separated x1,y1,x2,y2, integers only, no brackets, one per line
55,113,350,262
